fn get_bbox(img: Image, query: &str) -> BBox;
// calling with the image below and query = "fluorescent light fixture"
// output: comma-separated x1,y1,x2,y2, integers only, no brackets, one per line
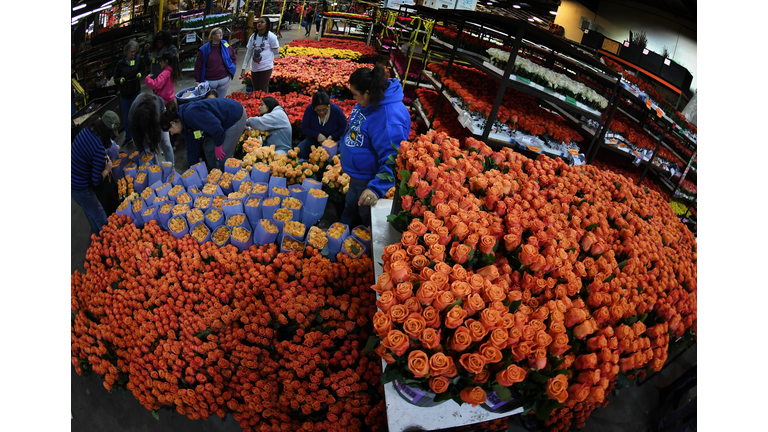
101,0,116,6
73,4,86,11
549,10,557,15
72,9,95,21
528,18,534,21
487,2,492,4
513,4,521,8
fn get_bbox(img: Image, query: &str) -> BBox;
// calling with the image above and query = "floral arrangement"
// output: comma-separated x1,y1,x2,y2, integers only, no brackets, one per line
322,155,350,203
228,91,357,129
679,179,696,196
487,49,609,111
280,46,363,61
272,57,372,95
415,88,472,144
391,50,423,82
373,131,696,430
286,39,378,59
72,216,386,432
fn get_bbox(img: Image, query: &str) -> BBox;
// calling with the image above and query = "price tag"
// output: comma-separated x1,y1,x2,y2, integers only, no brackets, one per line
193,130,203,139
223,42,230,48
566,96,578,105
186,32,196,43
645,99,653,110
568,149,579,156
664,58,671,66
624,41,630,47
518,76,531,85
632,156,642,166
642,48,649,55
609,138,617,144
656,108,664,118
526,146,542,153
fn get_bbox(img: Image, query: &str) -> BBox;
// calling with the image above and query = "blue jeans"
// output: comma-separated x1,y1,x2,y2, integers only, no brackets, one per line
72,187,108,234
340,176,372,228
119,93,139,142
298,137,316,159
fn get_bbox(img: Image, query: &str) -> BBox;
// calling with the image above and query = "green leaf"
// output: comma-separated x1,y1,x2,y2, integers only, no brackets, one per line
435,157,441,166
529,371,549,384
452,394,465,406
493,384,512,402
618,259,628,270
585,223,598,231
398,170,412,184
434,391,453,402
377,172,395,182
603,274,615,283
565,248,576,253
509,300,521,314
386,154,397,165
535,399,562,421
362,335,382,355
86,389,90,395
381,363,399,384
151,410,160,421
390,142,399,153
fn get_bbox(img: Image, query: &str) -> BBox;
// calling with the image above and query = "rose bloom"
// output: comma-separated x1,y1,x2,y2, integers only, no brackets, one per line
546,374,569,403
575,353,599,370
479,235,496,255
375,344,395,364
403,313,428,339
565,308,588,327
432,291,456,312
408,219,428,237
450,326,473,352
586,386,606,404
465,319,489,342
430,272,450,291
404,297,423,314
408,350,430,378
375,273,395,293
508,327,522,346
381,330,410,357
427,244,446,262
451,281,472,299
619,356,635,372
389,260,411,283
424,233,440,247
445,305,468,329
436,226,452,246
549,333,571,356
459,353,487,375
569,383,591,403
401,230,419,248
497,364,527,387
416,282,439,305
464,293,486,316
373,311,393,338
535,330,554,348
477,264,500,281
417,327,440,349
511,340,535,362
587,335,608,352
426,217,444,233
466,234,480,249
451,222,470,241
421,306,441,328
574,319,598,340
479,308,502,330
531,347,548,370
450,243,472,264
460,386,487,407
395,282,415,302
480,343,503,364
578,369,601,385
389,305,410,324
489,328,509,350
429,352,453,376
519,244,539,266
450,264,469,283
407,245,426,258
429,376,451,394
377,291,397,313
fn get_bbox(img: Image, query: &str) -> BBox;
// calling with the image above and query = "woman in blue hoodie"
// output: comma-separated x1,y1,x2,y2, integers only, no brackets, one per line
339,65,411,228
160,98,247,171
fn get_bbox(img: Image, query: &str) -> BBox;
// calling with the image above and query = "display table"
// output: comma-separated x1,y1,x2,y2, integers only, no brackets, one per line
370,200,524,432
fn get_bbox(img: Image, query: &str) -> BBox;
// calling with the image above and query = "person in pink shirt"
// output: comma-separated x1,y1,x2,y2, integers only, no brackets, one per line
144,52,181,103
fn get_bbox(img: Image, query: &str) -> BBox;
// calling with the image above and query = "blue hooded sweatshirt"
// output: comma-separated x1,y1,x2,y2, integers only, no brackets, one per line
177,98,245,148
340,79,411,199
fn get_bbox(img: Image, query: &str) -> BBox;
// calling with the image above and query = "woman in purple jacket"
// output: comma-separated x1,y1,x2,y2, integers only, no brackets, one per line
297,91,348,159
194,27,237,98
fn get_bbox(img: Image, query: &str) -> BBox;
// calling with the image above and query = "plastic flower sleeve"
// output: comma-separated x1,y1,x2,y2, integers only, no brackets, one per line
229,226,253,253
253,220,279,246
168,216,189,239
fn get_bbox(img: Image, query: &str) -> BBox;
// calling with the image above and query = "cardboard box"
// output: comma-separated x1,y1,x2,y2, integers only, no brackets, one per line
454,0,477,10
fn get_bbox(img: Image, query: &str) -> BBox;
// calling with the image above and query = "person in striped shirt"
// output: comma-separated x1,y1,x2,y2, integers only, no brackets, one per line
72,111,118,234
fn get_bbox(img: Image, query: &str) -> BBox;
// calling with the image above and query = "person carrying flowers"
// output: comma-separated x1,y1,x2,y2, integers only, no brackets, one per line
245,97,293,156
339,65,410,228
298,90,347,159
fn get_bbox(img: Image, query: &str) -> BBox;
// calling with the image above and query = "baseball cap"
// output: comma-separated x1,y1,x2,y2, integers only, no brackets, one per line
101,110,120,137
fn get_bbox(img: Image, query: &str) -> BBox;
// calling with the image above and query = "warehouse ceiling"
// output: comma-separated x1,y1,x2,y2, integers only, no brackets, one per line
577,0,696,23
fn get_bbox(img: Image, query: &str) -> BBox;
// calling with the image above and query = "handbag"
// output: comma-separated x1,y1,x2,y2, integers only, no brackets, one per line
301,20,308,28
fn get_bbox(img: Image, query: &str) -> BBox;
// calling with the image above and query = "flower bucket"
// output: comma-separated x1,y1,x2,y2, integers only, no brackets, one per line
271,208,294,234
253,219,279,246
341,236,367,259
230,226,253,252
326,222,349,261
305,190,329,216
154,182,172,198
288,185,308,203
156,203,174,229
232,170,251,193
280,237,306,254
281,198,303,221
185,208,206,230
250,183,269,200
181,168,203,190
130,199,147,227
190,223,212,245
269,185,291,200
202,183,224,197
147,166,163,186
116,200,136,224
140,206,158,227
261,197,282,220
133,172,149,195
279,221,306,245
169,170,183,187
250,167,270,184
301,210,323,229
173,192,193,207
393,379,446,407
168,216,189,239
268,176,287,191
204,207,225,230
141,188,158,207
161,162,174,182
193,195,212,212
167,185,187,203
112,158,127,179
322,141,338,158
245,197,262,222
225,212,249,229
302,178,322,192
211,225,232,248
221,199,244,218
238,181,254,195
187,188,202,203
224,159,242,175
351,225,372,255
190,161,208,184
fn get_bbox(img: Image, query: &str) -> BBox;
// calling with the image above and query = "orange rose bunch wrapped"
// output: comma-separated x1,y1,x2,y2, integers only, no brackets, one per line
373,130,696,429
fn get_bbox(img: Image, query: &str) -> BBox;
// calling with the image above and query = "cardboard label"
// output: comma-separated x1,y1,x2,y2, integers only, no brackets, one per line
664,58,671,66
395,380,424,404
485,391,511,410
193,130,203,139
569,149,579,155
186,33,196,43
642,48,649,55
645,99,653,110
566,96,578,105
518,76,531,85
656,108,664,118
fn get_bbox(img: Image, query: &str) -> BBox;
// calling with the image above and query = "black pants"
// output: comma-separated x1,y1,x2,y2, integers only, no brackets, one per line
315,20,321,33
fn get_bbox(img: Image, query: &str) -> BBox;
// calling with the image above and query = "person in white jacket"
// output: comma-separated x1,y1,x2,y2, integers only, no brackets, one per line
246,97,293,155
239,17,280,93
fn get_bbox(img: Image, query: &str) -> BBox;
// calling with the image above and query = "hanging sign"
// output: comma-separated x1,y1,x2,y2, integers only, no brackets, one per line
656,108,664,118
664,59,671,66
642,49,649,55
623,41,630,47
186,33,196,43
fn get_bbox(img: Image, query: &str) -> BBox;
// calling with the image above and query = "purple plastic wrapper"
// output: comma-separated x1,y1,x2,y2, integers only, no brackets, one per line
147,168,163,186
211,226,231,248
168,216,189,239
190,223,212,245
288,185,308,203
244,198,262,223
221,199,244,217
304,191,328,216
260,198,281,220
249,183,269,200
194,195,212,212
156,204,174,229
268,176,287,191
225,212,249,229
204,207,225,230
281,201,303,221
167,186,187,203
188,189,202,203
302,178,322,192
112,158,127,179
170,170,183,187
154,182,172,198
140,206,158,227
322,142,338,158
250,168,270,184
128,151,141,164
229,226,253,252
224,161,242,175
149,180,164,191
253,220,279,246
232,170,251,193
351,225,372,255
161,162,173,182
280,238,306,254
116,201,136,223
123,165,138,183
202,183,224,197
340,236,368,259
141,188,157,207
191,161,208,183
327,223,350,261
133,172,149,195
219,178,234,195
185,208,207,230
181,169,203,190
302,211,322,229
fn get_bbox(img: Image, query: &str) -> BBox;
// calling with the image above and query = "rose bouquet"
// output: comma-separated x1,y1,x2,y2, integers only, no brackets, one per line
322,155,350,203
371,130,696,431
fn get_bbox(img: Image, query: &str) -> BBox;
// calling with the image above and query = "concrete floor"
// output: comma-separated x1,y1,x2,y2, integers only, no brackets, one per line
71,24,696,432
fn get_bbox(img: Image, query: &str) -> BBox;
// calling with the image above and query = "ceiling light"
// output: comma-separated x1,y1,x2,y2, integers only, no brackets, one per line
487,2,492,4
72,9,95,21
549,10,557,15
101,0,116,7
513,5,521,8
73,4,86,11
528,18,534,21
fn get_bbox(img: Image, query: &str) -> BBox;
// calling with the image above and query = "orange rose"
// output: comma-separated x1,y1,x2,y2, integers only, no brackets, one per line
462,293,485,317
389,260,411,283
504,233,521,252
478,235,496,255
619,356,635,372
434,203,452,219
437,226,452,246
549,333,571,356
508,290,523,302
373,273,394,293
586,386,605,404
577,370,601,385
477,265,500,282
450,264,469,283
429,376,451,394
468,274,485,294
407,245,426,257
416,281,439,305
482,285,506,305
390,249,409,263
535,330,553,348
573,319,598,340
586,335,608,352
497,364,527,387
479,308,502,330
519,245,539,266
375,344,394,364
403,313,427,339
564,308,588,327
373,311,393,338
521,325,536,342
424,233,440,247
459,353,487,375
473,369,491,384
459,386,487,407
419,327,441,349
404,297,423,314
383,244,402,261
451,222,470,242
427,244,446,262
480,343,503,364
549,321,566,334
381,330,410,357
561,353,576,370
377,291,397,313
422,306,441,328
450,243,472,264
408,220,428,237
450,281,471,300
444,305,468,329
428,352,453,376
545,374,569,404
510,340,535,362
568,383,591,402
466,234,480,250
411,255,430,272
450,326,473,352
508,327,522,346
465,319,489,342
395,282,415,303
430,272,450,291
593,306,611,324
575,353,598,370
426,218,444,233
408,350,430,378
489,328,509,350
432,291,456,312
531,347,548,370
401,231,419,248
389,305,410,324
419,267,435,281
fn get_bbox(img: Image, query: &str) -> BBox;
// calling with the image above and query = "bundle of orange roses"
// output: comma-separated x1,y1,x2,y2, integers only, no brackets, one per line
71,215,387,432
371,131,696,431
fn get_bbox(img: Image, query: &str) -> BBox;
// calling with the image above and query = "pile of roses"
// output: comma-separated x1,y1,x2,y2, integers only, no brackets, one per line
272,57,372,95
608,113,684,172
280,46,364,62
415,88,472,144
72,216,387,432
427,62,584,145
372,130,696,431
228,91,357,129
285,39,378,59
322,11,372,21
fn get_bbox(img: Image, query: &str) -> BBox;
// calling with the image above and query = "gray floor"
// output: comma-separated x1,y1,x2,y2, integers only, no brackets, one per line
71,24,696,432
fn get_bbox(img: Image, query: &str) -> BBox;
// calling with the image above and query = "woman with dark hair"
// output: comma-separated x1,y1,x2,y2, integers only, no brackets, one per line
339,65,410,228
245,97,293,155
72,111,120,234
314,7,323,35
194,27,237,98
129,93,175,167
145,52,181,104
113,40,144,147
298,90,347,159
144,30,178,78
160,98,247,171
240,17,280,94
